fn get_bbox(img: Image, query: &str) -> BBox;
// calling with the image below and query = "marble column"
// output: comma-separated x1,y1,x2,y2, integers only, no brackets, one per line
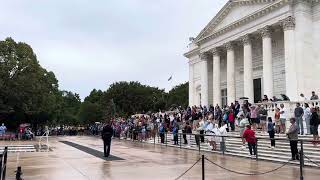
188,62,194,106
281,16,297,100
200,53,209,107
211,48,221,106
261,26,274,98
225,42,236,105
242,35,254,103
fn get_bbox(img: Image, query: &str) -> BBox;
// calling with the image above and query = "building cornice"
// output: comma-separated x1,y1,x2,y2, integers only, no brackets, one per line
184,47,200,58
195,0,291,46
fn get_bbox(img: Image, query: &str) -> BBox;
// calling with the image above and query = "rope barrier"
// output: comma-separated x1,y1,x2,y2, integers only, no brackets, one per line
205,157,290,176
174,158,201,180
303,154,320,167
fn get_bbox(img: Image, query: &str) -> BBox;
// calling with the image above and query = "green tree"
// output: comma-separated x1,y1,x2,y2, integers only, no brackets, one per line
166,82,189,109
101,81,166,117
78,89,104,124
0,37,60,127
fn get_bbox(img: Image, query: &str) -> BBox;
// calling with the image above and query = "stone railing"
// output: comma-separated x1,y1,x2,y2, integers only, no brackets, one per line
255,100,320,132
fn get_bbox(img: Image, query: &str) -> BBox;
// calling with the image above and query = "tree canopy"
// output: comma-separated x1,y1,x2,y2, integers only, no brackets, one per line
0,37,189,128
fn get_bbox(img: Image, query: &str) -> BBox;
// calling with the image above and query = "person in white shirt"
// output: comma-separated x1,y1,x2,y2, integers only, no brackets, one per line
299,93,307,102
304,103,311,134
279,104,287,133
0,123,7,135
205,120,219,150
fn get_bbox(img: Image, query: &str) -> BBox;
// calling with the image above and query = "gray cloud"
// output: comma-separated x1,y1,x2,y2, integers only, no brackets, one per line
0,0,227,99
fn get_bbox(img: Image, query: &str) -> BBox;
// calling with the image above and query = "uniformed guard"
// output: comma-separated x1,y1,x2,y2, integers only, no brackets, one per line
102,122,114,157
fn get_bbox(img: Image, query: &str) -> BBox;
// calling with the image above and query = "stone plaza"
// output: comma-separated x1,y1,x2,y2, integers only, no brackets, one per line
1,136,320,180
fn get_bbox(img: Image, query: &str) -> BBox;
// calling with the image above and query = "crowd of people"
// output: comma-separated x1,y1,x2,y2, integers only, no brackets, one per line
94,91,320,160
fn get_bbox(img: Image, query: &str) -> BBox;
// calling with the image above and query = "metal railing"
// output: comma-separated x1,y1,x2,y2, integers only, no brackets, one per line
124,132,320,179
0,147,8,180
124,131,320,165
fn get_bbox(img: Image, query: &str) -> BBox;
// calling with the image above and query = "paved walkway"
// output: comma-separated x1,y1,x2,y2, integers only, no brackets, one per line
2,136,320,180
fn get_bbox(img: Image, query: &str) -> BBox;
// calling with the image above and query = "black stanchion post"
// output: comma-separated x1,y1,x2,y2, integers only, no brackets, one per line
165,132,167,147
3,147,7,180
299,140,304,180
0,154,3,179
15,166,22,180
153,133,155,145
198,138,201,154
179,133,182,149
256,139,258,161
300,140,304,167
202,155,205,180
221,136,225,155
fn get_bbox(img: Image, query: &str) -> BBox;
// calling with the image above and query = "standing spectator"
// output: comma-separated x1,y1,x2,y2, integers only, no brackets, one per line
262,95,269,102
185,122,192,148
243,125,257,158
294,103,304,135
259,106,268,132
172,124,179,145
286,118,299,161
310,108,319,146
205,119,217,150
182,123,188,144
159,123,166,144
215,105,222,127
0,123,7,135
304,103,311,135
228,109,236,132
234,101,240,118
239,114,250,150
299,93,307,101
279,104,287,134
193,122,200,146
250,105,259,131
274,108,281,134
267,117,275,149
310,91,319,100
199,117,205,143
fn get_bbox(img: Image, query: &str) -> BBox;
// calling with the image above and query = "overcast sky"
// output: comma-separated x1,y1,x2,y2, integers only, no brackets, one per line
0,0,227,100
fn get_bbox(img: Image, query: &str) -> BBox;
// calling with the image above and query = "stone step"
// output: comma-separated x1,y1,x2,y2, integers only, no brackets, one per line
0,145,36,153
139,134,320,167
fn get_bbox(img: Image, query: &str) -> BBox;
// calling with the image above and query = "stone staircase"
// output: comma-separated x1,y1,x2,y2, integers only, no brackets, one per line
0,145,36,153
135,132,320,167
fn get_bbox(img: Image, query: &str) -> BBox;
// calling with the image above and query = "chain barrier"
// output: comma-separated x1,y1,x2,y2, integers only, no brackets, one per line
303,154,320,167
174,158,201,180
205,157,290,176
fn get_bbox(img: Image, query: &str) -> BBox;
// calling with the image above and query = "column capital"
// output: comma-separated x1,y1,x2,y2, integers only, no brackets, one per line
259,26,272,38
224,42,235,51
210,48,221,56
280,16,295,31
240,34,252,45
199,52,210,60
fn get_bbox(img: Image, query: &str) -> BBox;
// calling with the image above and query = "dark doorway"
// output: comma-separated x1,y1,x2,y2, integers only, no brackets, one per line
253,78,262,103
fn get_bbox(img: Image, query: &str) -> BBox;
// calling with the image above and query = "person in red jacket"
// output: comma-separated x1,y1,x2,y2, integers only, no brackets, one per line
243,125,257,158
228,109,236,132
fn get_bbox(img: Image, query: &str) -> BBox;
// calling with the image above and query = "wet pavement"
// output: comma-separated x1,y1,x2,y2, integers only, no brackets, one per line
1,136,320,180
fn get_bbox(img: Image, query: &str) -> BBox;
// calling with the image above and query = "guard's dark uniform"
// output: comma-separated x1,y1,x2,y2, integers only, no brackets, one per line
102,124,113,157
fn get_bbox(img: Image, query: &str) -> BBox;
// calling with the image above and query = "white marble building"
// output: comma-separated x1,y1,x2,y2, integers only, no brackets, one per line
184,0,320,107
